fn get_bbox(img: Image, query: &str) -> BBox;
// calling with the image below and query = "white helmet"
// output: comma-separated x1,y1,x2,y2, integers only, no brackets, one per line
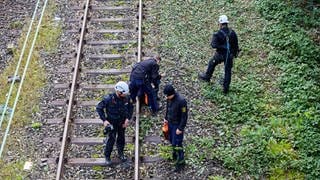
218,15,229,24
115,81,129,95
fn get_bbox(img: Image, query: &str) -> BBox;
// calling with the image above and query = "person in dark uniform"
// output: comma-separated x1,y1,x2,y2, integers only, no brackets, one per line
163,84,188,172
198,15,240,94
96,81,133,166
129,56,161,114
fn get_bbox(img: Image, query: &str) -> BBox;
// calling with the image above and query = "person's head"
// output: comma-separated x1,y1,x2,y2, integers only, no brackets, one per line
154,55,161,64
218,15,229,28
163,84,175,100
114,81,129,98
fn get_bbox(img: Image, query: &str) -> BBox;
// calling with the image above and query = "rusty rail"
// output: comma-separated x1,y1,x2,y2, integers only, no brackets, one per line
135,0,144,179
55,0,91,179
51,0,154,179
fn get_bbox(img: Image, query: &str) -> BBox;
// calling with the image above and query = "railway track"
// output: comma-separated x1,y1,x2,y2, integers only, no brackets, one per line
42,0,163,179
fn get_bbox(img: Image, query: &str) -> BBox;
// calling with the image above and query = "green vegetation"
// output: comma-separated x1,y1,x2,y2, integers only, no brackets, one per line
103,59,122,69
107,22,125,29
111,48,119,54
158,0,319,179
139,116,153,137
103,33,117,40
115,1,126,6
0,1,61,178
0,160,25,179
31,122,42,130
9,21,24,29
126,143,135,152
159,144,172,160
92,165,103,171
208,176,226,180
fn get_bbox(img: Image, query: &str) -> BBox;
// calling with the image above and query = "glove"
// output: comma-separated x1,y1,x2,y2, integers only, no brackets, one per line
103,124,114,135
235,49,241,58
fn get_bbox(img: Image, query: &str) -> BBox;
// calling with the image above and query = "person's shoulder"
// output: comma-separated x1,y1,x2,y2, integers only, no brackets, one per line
229,28,237,35
214,30,225,38
178,94,187,111
104,93,115,101
125,96,133,103
177,93,187,102
145,58,156,62
213,31,220,36
181,97,187,104
143,58,156,66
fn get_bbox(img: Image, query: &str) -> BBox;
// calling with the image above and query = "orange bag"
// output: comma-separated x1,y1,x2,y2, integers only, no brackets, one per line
144,93,148,105
162,122,169,140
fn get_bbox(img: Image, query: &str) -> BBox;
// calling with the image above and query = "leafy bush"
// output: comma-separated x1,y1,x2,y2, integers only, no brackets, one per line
254,0,320,178
255,0,320,28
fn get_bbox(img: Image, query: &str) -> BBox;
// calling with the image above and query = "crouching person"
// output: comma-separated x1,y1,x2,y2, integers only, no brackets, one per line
96,81,133,166
163,84,188,172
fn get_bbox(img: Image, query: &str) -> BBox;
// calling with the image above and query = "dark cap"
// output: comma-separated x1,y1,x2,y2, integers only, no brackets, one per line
163,84,175,96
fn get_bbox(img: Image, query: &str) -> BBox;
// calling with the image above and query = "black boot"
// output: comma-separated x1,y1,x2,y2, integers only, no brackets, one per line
105,157,112,166
118,153,127,162
172,152,177,161
198,72,210,82
223,87,229,95
174,160,185,173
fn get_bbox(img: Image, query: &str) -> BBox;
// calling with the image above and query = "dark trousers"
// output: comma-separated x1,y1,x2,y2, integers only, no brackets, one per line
104,124,125,158
205,53,233,92
129,79,158,113
168,123,184,164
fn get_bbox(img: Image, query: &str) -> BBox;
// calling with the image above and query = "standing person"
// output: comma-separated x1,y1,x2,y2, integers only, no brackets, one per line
129,56,161,115
198,15,240,94
96,81,133,166
163,84,188,172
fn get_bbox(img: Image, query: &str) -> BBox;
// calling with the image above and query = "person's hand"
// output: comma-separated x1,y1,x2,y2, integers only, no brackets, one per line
103,120,110,127
176,128,182,135
235,49,241,58
122,119,129,128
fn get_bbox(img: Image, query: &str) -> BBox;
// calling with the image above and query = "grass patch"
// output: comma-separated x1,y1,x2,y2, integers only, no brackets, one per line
208,176,226,180
31,122,42,130
103,59,122,69
9,21,24,29
0,160,25,179
139,116,153,137
0,1,61,177
103,33,117,40
157,0,319,178
158,144,171,158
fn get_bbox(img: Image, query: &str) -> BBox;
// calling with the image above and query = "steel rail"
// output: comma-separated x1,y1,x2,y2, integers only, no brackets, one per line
0,0,49,158
134,0,143,179
55,0,90,179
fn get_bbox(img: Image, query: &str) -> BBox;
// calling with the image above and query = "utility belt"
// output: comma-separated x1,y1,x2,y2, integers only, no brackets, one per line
169,119,180,125
108,116,125,126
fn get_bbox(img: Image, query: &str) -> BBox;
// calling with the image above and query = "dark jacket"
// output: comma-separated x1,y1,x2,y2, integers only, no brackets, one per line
165,93,188,131
96,93,133,126
211,27,239,57
130,58,160,85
